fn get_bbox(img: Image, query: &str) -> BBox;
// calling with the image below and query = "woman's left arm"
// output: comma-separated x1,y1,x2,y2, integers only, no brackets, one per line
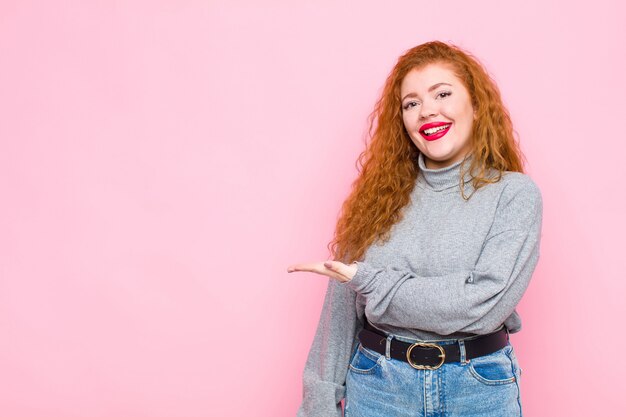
344,180,543,336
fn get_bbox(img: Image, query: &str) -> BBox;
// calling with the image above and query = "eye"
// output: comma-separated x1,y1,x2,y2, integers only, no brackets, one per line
402,101,420,111
436,91,452,99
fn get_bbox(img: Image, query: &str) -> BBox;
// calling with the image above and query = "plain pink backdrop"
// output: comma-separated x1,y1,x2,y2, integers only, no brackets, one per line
1,1,625,416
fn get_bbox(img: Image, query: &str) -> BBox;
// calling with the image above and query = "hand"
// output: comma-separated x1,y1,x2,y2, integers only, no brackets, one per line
287,260,357,283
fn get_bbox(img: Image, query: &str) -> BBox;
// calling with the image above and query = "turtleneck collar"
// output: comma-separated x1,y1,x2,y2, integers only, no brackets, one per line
416,152,475,192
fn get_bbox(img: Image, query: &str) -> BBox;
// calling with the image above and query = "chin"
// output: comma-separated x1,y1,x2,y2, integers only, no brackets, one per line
424,152,454,163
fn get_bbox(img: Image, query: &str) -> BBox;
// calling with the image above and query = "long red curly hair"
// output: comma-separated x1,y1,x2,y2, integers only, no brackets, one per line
329,41,525,263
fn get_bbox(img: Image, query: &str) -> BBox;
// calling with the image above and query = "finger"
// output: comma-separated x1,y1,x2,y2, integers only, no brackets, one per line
324,260,357,281
287,262,345,281
323,260,346,271
323,261,354,283
323,260,349,277
287,262,321,273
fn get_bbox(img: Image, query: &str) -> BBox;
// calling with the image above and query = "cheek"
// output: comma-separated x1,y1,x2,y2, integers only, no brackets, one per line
459,100,475,125
402,110,419,128
402,113,412,131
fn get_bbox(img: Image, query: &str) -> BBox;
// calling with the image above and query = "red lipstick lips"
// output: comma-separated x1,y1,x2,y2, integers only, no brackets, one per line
419,122,452,141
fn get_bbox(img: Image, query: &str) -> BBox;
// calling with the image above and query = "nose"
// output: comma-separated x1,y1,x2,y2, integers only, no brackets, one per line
419,100,438,120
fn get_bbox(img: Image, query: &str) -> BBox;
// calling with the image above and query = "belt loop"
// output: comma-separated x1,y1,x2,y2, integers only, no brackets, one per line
385,334,394,360
458,339,468,365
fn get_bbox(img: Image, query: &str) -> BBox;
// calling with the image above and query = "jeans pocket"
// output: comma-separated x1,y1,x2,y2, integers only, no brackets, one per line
467,345,518,386
348,343,384,375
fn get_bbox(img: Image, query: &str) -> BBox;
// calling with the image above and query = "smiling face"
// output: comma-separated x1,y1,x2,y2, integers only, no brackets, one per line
400,63,476,170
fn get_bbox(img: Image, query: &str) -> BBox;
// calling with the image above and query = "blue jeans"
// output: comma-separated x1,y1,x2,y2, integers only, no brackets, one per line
345,333,523,417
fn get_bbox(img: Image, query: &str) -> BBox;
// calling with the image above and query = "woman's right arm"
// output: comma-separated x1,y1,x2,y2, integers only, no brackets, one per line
297,277,363,417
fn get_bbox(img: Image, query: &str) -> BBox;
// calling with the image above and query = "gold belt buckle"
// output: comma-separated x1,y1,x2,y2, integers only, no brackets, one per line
406,342,446,370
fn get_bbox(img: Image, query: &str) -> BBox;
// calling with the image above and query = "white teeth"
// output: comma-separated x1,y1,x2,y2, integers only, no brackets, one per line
423,124,451,135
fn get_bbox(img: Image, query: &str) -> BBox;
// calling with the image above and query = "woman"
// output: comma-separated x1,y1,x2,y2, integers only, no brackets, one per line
288,40,542,417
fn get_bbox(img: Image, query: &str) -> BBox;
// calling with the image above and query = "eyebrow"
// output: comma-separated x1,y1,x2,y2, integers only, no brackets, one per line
402,82,453,101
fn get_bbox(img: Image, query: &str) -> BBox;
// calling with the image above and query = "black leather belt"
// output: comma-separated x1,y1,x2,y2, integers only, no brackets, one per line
358,321,509,370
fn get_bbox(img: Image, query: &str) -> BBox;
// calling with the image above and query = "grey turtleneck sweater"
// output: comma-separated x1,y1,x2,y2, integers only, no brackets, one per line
296,153,543,417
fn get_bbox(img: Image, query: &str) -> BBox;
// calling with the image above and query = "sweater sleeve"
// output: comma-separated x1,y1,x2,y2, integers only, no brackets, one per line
343,179,543,336
297,277,363,417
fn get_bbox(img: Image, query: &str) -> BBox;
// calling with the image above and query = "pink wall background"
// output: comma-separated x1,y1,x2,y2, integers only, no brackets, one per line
1,1,624,416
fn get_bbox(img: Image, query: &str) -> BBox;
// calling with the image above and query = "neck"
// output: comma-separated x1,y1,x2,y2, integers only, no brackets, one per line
417,152,474,192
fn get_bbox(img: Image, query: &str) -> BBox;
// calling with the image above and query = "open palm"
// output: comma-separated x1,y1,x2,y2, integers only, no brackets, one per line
287,260,357,283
